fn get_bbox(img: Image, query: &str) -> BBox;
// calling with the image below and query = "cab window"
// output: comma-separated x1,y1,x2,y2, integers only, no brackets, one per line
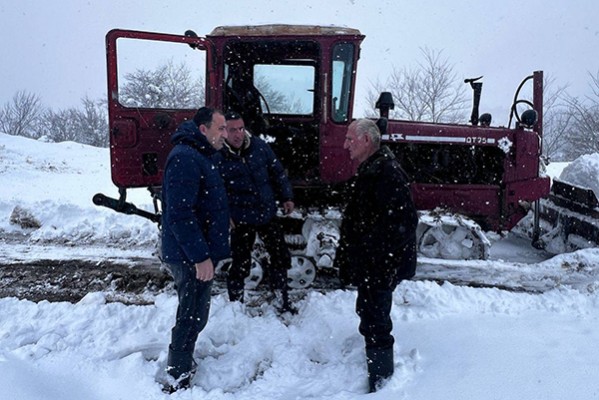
116,38,206,109
331,43,355,123
253,64,315,115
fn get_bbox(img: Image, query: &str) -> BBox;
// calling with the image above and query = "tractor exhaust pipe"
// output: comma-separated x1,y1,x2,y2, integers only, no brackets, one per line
465,76,483,126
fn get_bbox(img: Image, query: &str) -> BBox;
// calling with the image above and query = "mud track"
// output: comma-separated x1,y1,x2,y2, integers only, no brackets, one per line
0,236,559,304
0,258,343,304
0,259,173,304
0,257,548,306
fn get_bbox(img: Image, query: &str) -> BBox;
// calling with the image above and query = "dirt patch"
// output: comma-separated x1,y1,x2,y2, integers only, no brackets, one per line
0,257,343,305
0,259,174,304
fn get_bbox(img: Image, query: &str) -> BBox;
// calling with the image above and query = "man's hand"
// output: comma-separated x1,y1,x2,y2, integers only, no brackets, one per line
283,200,295,215
195,259,214,281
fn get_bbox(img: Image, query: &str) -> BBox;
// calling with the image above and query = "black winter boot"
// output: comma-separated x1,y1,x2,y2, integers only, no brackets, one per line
366,347,394,393
164,347,194,393
228,287,244,303
226,273,245,303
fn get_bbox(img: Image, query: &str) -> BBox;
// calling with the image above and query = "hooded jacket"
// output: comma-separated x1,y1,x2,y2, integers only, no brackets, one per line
213,131,293,226
161,120,230,265
335,145,418,289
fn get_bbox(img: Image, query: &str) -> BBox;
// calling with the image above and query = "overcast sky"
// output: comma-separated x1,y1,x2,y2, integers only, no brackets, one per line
1,0,597,124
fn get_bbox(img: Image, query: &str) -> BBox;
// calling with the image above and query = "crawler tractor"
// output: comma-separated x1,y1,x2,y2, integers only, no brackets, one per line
94,25,552,288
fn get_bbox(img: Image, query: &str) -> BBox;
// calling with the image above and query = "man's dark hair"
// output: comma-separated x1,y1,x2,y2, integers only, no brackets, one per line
224,111,243,121
193,107,223,127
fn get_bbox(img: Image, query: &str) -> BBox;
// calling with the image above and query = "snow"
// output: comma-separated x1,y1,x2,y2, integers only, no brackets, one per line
544,160,569,183
559,153,599,199
0,133,158,249
497,136,512,154
2,132,599,399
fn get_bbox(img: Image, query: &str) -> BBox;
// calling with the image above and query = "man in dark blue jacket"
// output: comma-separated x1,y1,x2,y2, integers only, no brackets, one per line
335,118,418,393
161,107,229,392
214,111,295,312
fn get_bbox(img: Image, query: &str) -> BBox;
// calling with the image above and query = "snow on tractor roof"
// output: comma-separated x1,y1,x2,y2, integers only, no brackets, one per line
208,24,362,37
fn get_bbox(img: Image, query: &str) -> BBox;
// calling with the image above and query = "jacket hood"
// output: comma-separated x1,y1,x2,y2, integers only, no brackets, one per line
223,129,252,155
171,120,216,156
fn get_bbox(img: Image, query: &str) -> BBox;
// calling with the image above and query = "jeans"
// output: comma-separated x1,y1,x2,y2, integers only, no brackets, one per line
167,262,213,353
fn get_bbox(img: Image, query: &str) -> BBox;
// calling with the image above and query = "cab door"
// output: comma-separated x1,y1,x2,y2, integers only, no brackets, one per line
319,41,360,183
105,29,213,189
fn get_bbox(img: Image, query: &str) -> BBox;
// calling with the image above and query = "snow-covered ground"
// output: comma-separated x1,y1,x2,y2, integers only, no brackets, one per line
2,132,599,399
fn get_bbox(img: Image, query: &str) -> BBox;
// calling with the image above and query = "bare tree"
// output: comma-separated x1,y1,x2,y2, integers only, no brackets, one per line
0,91,44,138
119,59,204,109
541,76,572,161
38,97,108,147
74,97,108,147
254,74,307,114
365,48,469,123
39,108,79,143
562,70,599,159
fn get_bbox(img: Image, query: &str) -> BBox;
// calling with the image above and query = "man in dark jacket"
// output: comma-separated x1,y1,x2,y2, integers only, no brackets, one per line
213,111,295,312
335,118,418,393
161,107,230,392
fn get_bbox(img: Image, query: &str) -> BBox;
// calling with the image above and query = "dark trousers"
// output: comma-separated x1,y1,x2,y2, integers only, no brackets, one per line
356,285,395,351
228,219,290,295
168,262,212,353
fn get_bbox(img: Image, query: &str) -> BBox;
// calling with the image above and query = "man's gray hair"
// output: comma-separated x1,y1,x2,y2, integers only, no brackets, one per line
351,118,381,147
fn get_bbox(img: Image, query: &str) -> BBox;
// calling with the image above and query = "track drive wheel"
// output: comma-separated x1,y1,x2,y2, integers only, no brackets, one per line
287,255,316,289
418,224,489,260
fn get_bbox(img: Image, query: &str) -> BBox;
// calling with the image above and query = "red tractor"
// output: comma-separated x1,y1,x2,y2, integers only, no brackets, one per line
94,25,551,288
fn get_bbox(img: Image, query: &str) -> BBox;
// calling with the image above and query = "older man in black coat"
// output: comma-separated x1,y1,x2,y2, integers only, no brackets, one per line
335,118,418,393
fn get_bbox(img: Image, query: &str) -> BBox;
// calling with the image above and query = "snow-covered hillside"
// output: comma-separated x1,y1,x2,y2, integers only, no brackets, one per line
2,132,599,400
0,133,158,250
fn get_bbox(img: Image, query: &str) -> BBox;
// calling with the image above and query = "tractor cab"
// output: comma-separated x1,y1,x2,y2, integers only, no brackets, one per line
101,25,365,214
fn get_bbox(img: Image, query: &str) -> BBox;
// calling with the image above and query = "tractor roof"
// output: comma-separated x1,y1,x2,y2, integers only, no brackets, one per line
208,24,362,37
